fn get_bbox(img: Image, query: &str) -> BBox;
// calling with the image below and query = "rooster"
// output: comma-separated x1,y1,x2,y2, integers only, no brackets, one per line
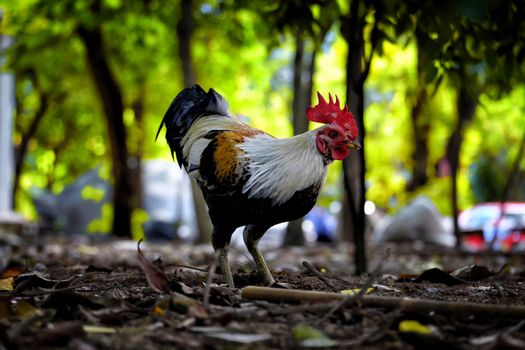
157,85,360,287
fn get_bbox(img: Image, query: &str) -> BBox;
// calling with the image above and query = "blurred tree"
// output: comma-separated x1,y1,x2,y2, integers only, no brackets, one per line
446,73,479,245
411,0,525,244
129,82,145,228
406,32,431,191
177,0,196,88
3,0,173,236
175,0,213,243
283,35,319,245
406,1,485,246
363,0,525,247
283,33,311,246
2,0,524,251
469,153,508,203
12,69,66,207
77,2,133,238
5,1,104,212
104,0,179,238
340,0,384,274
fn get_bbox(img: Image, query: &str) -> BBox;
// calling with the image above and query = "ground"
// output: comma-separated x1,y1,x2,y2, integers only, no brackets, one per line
1,234,524,349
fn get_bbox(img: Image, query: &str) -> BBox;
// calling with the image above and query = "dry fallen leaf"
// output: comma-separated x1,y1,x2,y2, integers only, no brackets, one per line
137,240,170,294
2,263,27,278
0,277,14,292
14,300,42,320
451,264,495,281
412,268,463,286
171,292,208,318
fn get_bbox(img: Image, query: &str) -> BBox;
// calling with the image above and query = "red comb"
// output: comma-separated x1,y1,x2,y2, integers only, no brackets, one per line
306,92,358,139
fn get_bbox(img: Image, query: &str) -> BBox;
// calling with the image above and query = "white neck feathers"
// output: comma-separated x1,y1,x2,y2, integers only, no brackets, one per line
238,129,328,205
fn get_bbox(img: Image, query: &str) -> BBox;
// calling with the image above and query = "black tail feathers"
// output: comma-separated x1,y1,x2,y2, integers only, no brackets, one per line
156,84,229,165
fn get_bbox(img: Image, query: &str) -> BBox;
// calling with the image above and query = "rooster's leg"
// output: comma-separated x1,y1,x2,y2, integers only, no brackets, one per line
212,228,235,287
243,225,275,286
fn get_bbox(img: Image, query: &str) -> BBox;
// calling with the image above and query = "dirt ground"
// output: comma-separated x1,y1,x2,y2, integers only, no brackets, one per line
1,234,525,349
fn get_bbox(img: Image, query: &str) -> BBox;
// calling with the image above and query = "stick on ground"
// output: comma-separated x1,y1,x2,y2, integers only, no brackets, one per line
302,261,338,292
241,286,525,319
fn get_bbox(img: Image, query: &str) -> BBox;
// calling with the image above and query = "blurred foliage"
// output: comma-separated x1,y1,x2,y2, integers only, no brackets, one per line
0,0,524,228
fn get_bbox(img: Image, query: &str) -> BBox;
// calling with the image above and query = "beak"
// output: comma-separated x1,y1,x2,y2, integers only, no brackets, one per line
347,139,361,150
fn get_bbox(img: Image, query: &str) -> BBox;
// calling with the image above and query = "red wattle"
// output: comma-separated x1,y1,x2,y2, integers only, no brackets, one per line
331,147,349,160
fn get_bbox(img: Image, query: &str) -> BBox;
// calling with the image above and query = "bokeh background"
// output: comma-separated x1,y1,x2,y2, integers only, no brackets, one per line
0,0,524,264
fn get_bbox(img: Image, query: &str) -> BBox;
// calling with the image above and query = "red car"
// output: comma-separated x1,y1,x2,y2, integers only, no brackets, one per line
458,202,525,251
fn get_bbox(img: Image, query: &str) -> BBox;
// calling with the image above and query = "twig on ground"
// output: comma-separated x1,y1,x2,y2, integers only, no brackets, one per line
265,301,341,316
449,314,504,333
315,248,388,324
12,274,81,296
356,254,385,300
322,274,354,287
316,297,348,325
166,264,210,273
203,260,217,309
14,283,89,297
302,261,338,292
339,310,400,347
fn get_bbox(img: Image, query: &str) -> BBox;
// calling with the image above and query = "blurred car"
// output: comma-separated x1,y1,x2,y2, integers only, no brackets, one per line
458,202,525,251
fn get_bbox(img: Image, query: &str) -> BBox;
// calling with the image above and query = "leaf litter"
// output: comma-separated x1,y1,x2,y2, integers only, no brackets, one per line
0,237,524,349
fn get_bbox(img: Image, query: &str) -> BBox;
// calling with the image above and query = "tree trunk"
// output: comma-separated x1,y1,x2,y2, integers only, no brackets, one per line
12,87,49,208
291,37,309,136
407,45,430,191
284,35,317,246
130,85,145,213
446,77,478,247
177,0,196,88
176,0,213,243
284,36,307,246
77,24,133,238
340,0,372,274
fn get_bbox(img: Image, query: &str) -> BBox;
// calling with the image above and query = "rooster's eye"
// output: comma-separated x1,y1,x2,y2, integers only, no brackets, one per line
329,131,338,138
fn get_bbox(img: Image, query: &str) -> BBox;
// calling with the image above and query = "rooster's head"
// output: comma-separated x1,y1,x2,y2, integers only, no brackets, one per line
307,92,360,161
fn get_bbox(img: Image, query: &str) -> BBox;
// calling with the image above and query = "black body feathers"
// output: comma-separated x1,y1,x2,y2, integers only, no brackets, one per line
156,84,229,166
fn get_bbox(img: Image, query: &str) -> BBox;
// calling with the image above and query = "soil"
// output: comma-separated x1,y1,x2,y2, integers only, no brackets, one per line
1,235,525,349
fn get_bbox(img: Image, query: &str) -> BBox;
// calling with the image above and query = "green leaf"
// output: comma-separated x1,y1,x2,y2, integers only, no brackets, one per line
399,320,431,335
292,324,337,347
